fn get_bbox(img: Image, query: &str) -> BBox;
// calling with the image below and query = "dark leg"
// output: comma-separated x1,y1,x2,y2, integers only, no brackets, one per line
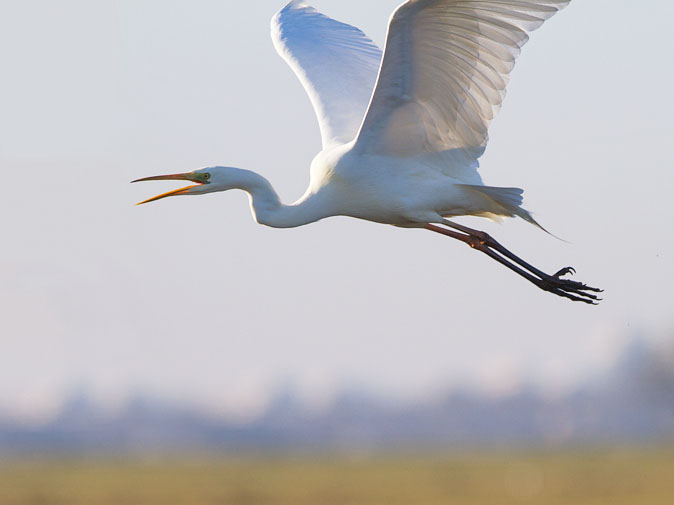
425,222,602,305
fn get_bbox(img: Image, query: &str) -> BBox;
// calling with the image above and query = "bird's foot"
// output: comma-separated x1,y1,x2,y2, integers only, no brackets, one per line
536,270,603,305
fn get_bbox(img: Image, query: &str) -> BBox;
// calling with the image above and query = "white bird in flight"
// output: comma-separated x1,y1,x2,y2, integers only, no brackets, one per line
134,0,601,304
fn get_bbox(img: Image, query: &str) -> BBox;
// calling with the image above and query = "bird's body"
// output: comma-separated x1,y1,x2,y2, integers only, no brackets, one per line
135,0,602,303
252,142,524,228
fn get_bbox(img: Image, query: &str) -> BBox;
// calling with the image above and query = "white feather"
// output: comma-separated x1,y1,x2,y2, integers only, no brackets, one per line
356,0,571,165
271,0,383,149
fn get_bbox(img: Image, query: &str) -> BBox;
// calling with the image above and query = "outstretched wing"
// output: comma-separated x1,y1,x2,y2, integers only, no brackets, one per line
271,1,383,149
356,0,571,161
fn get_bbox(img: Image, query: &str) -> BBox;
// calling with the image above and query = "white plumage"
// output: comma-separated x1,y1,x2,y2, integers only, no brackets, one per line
135,0,601,304
271,1,383,148
359,0,570,159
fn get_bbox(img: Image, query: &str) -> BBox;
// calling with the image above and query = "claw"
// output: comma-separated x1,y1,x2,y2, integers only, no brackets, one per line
537,275,603,305
553,267,576,278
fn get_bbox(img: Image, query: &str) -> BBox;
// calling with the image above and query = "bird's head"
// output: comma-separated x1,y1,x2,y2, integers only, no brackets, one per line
132,166,239,205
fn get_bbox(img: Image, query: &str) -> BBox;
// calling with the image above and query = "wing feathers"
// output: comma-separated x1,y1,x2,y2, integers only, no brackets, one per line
356,0,570,160
271,1,383,149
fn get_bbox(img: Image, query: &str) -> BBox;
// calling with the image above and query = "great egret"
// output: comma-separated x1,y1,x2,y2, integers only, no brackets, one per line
134,0,601,304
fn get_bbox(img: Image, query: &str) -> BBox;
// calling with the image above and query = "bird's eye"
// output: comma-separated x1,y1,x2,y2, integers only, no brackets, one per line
203,173,211,180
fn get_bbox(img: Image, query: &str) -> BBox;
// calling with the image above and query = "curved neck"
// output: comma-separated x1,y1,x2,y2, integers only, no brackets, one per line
233,169,329,229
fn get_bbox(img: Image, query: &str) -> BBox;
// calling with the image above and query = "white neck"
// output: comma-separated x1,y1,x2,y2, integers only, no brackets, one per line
230,169,330,229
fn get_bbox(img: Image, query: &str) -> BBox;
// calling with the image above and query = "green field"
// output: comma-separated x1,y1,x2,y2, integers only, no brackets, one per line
1,447,673,505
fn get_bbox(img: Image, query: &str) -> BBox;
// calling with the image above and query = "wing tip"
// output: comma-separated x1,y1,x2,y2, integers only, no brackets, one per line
271,0,314,35
280,0,311,15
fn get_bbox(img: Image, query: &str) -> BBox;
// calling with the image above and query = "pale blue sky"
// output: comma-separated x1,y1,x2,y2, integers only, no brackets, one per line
1,0,673,421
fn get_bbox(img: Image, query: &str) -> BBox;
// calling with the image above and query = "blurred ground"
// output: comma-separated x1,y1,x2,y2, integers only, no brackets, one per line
2,447,673,505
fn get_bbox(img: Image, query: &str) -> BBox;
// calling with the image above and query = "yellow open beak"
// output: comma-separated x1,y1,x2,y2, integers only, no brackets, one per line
132,173,206,205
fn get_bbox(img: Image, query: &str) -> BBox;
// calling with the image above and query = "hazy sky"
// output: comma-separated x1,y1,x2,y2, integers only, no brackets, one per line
1,0,673,421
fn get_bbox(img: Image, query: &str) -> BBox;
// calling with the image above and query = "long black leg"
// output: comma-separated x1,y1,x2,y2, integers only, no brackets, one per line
425,223,602,305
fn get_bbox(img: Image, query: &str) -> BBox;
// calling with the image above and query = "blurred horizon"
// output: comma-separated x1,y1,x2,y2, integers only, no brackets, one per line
2,333,672,456
0,325,663,428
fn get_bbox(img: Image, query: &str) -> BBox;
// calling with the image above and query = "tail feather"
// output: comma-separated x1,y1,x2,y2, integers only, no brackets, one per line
456,184,550,234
